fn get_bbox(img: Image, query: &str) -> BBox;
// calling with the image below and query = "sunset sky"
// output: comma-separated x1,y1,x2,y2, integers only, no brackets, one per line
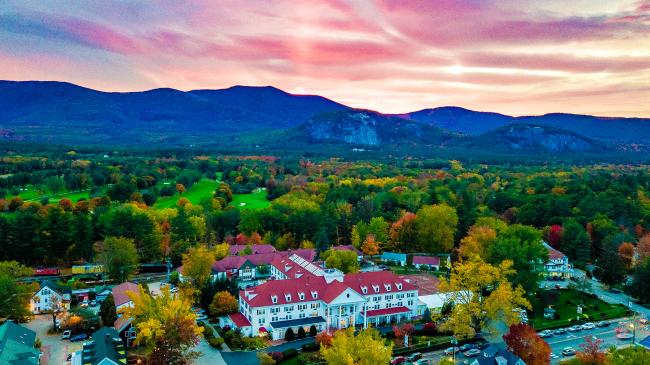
1,0,649,117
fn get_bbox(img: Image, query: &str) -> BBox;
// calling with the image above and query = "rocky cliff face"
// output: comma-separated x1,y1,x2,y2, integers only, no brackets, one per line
497,125,593,152
308,112,380,145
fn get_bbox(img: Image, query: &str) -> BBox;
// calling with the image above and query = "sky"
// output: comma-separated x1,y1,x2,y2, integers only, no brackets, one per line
0,0,649,117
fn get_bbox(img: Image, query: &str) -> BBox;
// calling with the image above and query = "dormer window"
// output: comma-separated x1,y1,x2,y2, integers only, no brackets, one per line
361,286,368,294
372,285,380,293
285,294,292,302
396,283,402,290
299,292,305,300
271,295,278,304
311,291,318,299
384,284,392,291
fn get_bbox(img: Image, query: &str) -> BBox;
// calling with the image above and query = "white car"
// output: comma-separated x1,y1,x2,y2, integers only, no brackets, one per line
581,322,595,330
62,330,72,339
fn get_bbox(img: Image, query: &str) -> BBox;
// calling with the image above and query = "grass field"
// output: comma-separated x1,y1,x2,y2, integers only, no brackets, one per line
153,179,220,209
9,186,94,203
229,188,270,210
530,289,630,330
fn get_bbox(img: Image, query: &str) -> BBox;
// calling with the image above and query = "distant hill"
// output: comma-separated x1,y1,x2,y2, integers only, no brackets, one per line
0,81,348,145
0,80,648,156
400,107,650,145
293,110,458,147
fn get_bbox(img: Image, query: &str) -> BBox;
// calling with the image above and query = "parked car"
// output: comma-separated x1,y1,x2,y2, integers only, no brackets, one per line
62,330,72,340
475,341,489,350
443,347,460,356
70,333,88,342
89,300,98,307
79,300,89,308
538,330,553,338
391,356,406,365
464,349,481,358
554,328,567,335
639,318,648,325
562,347,576,356
459,343,476,351
581,322,596,330
568,325,582,332
170,286,179,293
196,314,208,321
407,353,423,362
596,321,610,327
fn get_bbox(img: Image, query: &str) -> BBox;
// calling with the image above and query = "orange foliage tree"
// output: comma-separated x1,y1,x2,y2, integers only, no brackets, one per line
618,242,635,269
576,336,607,365
502,323,551,365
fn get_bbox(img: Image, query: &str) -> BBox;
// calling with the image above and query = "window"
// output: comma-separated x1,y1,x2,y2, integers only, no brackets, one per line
396,283,402,290
257,309,266,315
259,318,265,325
272,316,278,322
374,304,380,310
311,291,318,299
361,286,368,294
385,294,393,301
311,303,319,309
271,295,278,304
372,285,380,293
284,306,294,312
373,296,380,302
398,301,403,307
271,307,280,314
407,300,413,306
299,313,306,318
298,292,305,300
285,294,292,302
384,284,392,291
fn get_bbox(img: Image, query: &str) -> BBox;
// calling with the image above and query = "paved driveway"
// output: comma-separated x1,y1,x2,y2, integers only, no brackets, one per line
194,338,227,365
24,315,84,365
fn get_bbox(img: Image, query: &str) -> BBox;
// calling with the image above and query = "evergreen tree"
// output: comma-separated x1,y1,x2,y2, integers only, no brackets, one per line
285,328,295,341
562,219,591,267
100,294,117,326
297,326,306,339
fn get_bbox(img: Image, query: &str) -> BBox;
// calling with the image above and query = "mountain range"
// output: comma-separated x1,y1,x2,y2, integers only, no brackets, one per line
0,80,648,155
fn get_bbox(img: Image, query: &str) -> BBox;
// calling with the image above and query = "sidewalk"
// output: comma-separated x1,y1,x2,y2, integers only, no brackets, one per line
574,269,650,319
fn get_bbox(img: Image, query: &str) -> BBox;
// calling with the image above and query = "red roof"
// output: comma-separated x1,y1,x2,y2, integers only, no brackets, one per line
363,306,410,317
114,316,133,332
229,313,252,328
229,244,276,255
544,242,566,260
240,271,417,308
112,282,139,307
412,256,440,266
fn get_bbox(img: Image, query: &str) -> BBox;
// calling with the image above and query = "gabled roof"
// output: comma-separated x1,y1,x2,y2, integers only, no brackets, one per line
363,306,410,317
82,327,127,365
229,244,276,255
114,316,133,333
543,241,567,260
343,271,417,295
0,321,39,364
112,282,139,307
228,313,252,328
35,280,70,296
380,252,407,261
479,345,523,365
412,256,441,266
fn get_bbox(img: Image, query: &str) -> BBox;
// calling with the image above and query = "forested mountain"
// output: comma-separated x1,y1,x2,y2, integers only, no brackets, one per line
0,81,648,155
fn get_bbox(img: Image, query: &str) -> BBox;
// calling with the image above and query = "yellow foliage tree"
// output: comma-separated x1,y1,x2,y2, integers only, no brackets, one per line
212,242,230,261
320,327,392,365
181,245,214,288
458,226,497,259
120,286,202,364
209,291,239,317
438,257,530,337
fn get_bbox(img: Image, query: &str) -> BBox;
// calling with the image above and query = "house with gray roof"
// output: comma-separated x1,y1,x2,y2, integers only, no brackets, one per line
0,321,40,364
81,327,127,365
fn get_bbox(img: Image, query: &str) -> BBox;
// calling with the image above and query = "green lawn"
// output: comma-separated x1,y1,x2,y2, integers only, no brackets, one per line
153,179,220,209
530,289,630,330
229,188,270,210
9,186,94,203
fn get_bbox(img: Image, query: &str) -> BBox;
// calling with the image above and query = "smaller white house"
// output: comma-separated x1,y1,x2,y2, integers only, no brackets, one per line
112,282,139,311
542,242,574,279
30,281,70,314
412,255,450,271
219,313,253,337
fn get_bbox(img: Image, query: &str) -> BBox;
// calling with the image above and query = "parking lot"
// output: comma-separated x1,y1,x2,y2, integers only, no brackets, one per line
24,315,84,365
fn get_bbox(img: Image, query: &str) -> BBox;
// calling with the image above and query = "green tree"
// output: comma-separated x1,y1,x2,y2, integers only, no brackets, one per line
630,257,650,303
98,237,139,283
0,261,34,321
324,249,359,273
607,346,650,365
562,219,591,266
100,294,117,326
320,327,392,365
415,204,458,253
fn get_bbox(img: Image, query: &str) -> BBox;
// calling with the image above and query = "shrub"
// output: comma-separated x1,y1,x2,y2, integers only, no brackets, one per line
209,337,224,348
315,331,333,347
298,326,306,339
422,322,436,336
269,352,284,362
301,342,319,352
282,348,298,359
309,324,318,337
285,328,296,341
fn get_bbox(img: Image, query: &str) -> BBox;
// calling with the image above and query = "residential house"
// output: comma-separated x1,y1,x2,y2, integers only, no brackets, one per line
219,313,253,337
30,281,71,314
112,282,139,311
471,345,525,365
413,256,450,271
79,327,127,365
0,321,40,364
380,252,407,266
542,242,574,279
238,270,419,339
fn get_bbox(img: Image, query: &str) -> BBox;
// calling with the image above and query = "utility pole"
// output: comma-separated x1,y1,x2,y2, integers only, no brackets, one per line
165,257,172,283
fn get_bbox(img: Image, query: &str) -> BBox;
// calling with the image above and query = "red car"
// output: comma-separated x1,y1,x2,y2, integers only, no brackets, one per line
391,356,406,365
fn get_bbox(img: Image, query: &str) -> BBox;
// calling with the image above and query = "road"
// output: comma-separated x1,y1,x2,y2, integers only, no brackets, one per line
419,319,650,365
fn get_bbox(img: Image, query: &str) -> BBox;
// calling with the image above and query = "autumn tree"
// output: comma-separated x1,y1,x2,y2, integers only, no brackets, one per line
181,245,214,288
389,212,417,251
638,233,650,260
618,242,635,270
176,183,186,195
120,286,202,364
361,234,380,256
503,323,551,365
213,242,230,261
324,249,359,273
576,336,607,365
392,323,414,347
320,327,392,365
438,257,530,337
458,225,497,259
415,204,458,253
209,291,238,317
97,237,139,283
